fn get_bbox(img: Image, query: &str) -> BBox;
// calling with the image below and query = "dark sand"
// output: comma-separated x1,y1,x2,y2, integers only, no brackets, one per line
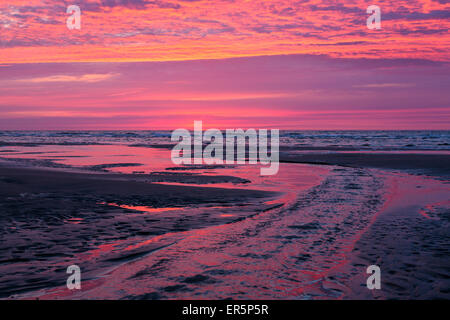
281,153,450,177
0,163,278,298
337,172,450,299
122,143,450,177
287,152,450,300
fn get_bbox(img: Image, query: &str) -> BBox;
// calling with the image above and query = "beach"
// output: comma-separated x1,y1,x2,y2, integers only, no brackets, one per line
1,0,449,307
0,131,449,299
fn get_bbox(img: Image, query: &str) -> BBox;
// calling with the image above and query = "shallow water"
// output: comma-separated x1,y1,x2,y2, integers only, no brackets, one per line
25,165,391,299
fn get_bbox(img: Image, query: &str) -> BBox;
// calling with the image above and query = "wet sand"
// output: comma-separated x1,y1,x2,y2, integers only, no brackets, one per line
0,162,278,298
336,172,450,299
281,152,450,178
0,149,449,300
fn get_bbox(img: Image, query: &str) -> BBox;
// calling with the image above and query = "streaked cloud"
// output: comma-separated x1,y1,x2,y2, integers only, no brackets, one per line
353,83,416,88
0,55,448,130
14,73,119,83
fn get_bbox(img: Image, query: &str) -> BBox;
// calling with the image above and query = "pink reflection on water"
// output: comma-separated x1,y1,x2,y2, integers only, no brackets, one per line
0,144,172,172
64,217,84,224
418,199,450,220
32,164,335,299
101,202,181,213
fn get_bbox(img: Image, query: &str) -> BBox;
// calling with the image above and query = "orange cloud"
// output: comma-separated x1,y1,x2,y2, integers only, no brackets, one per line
0,0,448,63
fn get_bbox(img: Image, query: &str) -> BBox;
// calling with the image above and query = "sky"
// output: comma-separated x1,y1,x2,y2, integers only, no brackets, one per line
0,0,449,130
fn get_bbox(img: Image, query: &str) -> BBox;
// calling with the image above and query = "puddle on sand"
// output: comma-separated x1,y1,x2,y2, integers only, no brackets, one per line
64,217,84,224
100,202,181,213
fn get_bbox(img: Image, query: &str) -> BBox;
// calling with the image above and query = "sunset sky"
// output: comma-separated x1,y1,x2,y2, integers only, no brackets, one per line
0,0,449,129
